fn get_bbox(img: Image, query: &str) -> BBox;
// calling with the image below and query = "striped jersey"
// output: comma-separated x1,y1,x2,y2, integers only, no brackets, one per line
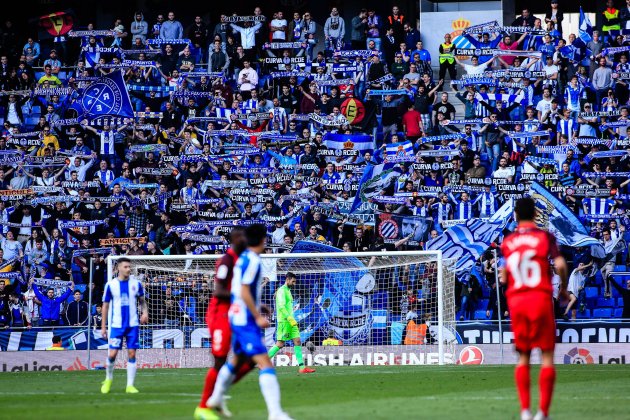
103,277,144,329
229,249,263,327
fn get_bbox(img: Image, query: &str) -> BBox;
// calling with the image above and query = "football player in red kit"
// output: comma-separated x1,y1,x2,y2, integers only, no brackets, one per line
196,227,253,420
501,197,568,420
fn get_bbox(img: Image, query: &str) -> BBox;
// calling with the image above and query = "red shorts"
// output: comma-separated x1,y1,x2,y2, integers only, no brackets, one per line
508,293,556,353
209,313,231,358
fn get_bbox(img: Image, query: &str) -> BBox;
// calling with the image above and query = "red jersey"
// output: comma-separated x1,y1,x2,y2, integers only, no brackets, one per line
206,248,239,324
501,222,560,299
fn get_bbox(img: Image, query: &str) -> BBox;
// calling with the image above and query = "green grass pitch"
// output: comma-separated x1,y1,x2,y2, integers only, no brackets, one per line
0,365,629,419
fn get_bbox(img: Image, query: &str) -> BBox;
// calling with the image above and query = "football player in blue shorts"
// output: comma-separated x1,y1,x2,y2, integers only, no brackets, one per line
206,224,292,420
100,257,148,394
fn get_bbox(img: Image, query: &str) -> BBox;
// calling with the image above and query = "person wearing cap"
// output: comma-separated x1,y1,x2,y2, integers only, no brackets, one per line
43,50,62,74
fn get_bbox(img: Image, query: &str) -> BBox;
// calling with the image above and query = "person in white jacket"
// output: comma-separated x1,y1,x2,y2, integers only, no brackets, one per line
130,12,148,43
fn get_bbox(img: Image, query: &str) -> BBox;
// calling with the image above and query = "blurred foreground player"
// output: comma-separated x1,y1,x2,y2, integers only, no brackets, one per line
207,224,292,420
501,197,568,420
195,227,251,420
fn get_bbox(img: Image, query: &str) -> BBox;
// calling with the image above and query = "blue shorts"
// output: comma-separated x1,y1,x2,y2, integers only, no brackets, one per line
108,326,139,350
230,323,267,357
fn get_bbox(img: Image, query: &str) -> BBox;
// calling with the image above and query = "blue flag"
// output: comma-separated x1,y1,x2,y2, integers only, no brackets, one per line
350,163,403,213
579,7,593,44
385,141,414,157
71,70,134,120
529,182,604,256
287,240,377,344
427,201,513,275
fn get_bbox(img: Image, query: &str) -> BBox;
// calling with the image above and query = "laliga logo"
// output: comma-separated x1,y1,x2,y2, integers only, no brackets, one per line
564,347,594,364
458,346,484,365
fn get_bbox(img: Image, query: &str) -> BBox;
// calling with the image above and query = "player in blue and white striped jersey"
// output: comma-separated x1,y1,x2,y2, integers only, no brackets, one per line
100,257,148,395
207,224,292,420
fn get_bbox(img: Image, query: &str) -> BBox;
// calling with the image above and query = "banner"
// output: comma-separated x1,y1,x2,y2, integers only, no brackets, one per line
529,182,604,255
324,133,374,155
70,71,134,119
263,57,305,64
427,200,513,273
223,15,266,23
350,164,403,212
375,213,432,246
36,10,74,39
59,220,105,229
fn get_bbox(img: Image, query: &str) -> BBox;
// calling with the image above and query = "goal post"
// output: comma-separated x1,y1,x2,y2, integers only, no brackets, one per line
104,250,458,366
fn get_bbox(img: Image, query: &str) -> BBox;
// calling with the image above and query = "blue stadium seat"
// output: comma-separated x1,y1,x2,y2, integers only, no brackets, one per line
597,297,615,307
619,298,625,307
611,287,621,299
593,308,613,318
614,308,623,318
474,310,490,320
477,298,489,310
585,287,599,299
576,309,591,319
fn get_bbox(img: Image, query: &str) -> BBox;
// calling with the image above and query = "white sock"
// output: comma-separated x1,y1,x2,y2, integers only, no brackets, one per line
127,360,137,387
106,357,115,381
207,363,236,407
259,368,282,417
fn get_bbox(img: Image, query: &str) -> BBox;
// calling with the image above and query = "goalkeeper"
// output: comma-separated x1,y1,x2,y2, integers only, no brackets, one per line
268,272,316,374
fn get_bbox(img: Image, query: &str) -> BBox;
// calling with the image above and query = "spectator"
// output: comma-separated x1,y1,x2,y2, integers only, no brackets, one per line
351,9,368,50
65,289,89,326
32,281,74,327
324,8,345,52
160,11,184,40
46,335,65,350
130,11,148,43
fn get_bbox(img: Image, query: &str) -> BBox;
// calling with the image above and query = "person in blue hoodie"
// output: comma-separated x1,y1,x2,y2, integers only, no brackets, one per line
32,281,74,326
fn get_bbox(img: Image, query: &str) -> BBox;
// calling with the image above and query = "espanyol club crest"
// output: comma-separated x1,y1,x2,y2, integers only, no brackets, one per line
524,71,531,78
536,173,545,182
282,57,291,65
458,345,484,365
81,77,125,115
517,183,525,191
474,49,481,56
378,219,399,239
432,162,440,171
484,177,492,186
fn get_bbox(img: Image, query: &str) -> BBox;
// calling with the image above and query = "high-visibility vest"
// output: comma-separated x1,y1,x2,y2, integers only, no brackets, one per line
388,15,405,26
439,43,455,64
404,320,427,345
322,338,342,346
603,8,620,32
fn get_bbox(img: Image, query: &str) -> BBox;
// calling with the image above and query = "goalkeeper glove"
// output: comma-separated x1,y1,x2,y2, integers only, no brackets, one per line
288,317,298,327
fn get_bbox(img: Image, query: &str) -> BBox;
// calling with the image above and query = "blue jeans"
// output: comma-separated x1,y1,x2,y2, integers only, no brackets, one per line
487,143,501,171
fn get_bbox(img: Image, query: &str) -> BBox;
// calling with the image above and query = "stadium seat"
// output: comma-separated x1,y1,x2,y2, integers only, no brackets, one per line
611,287,621,299
585,287,599,299
614,308,623,318
576,309,591,319
474,310,490,320
592,308,613,318
597,297,615,307
477,298,489,310
619,298,625,307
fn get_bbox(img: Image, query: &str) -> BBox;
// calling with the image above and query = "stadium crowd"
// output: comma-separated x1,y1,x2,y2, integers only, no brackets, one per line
0,4,629,332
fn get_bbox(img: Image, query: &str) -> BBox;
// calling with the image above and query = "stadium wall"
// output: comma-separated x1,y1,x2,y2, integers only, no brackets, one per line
0,343,628,372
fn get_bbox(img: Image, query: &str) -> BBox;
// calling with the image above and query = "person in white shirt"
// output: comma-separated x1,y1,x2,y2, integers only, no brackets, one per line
66,154,97,181
24,165,67,187
454,55,491,76
492,157,515,182
270,12,287,41
237,60,258,98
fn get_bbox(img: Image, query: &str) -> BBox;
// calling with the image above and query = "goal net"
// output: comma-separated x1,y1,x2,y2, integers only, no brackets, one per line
105,250,458,367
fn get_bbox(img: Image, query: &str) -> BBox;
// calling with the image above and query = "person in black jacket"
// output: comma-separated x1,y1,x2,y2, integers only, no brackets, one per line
545,1,564,36
512,8,537,27
65,289,89,326
611,277,630,321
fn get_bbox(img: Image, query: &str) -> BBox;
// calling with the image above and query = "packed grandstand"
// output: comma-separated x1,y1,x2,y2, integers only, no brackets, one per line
0,4,628,334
